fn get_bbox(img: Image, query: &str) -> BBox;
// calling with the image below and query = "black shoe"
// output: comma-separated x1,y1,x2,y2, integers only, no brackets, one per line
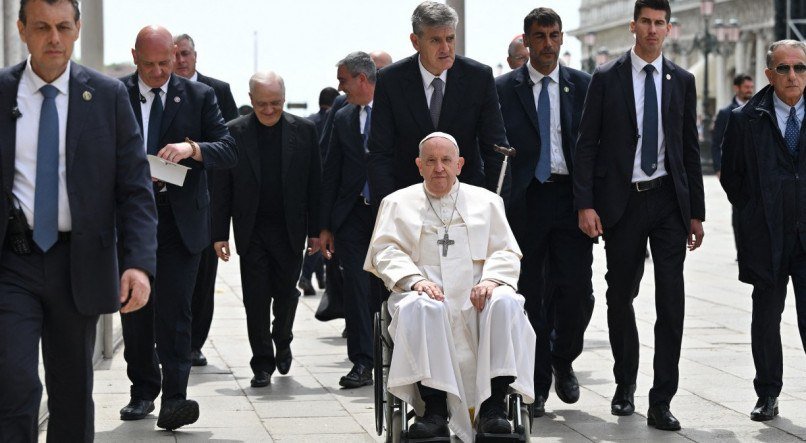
476,401,511,434
190,349,207,367
341,328,348,339
120,399,155,421
251,371,271,388
407,413,450,439
315,272,326,289
339,363,372,388
611,384,635,416
750,396,779,421
276,347,292,375
553,365,580,404
157,399,200,431
647,404,681,431
532,395,546,417
298,277,316,296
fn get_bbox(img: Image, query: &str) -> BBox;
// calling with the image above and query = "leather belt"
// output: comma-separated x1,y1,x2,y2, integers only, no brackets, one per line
545,174,571,183
632,175,668,192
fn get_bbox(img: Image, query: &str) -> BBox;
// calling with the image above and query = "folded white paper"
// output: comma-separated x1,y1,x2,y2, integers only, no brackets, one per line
147,155,190,187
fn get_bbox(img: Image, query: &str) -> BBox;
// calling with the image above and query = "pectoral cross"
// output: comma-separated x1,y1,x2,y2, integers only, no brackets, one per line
437,230,454,257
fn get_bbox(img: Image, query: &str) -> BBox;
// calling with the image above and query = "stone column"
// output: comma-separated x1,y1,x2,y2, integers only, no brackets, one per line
716,52,728,107
80,0,103,70
446,0,465,56
4,0,26,65
755,30,769,89
734,33,749,76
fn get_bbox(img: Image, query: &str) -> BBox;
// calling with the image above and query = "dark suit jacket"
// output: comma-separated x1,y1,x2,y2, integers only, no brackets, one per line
0,62,157,315
320,103,367,233
574,50,705,228
213,112,321,254
712,97,741,172
496,64,590,235
196,72,239,123
368,54,509,204
319,94,348,160
122,73,237,254
720,85,806,286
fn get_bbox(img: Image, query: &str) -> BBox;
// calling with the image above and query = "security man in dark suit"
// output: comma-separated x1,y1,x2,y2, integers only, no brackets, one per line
0,0,157,441
118,26,237,431
495,7,593,417
368,1,508,205
574,0,705,431
213,71,321,389
721,40,806,422
173,32,240,368
712,73,754,259
320,51,378,389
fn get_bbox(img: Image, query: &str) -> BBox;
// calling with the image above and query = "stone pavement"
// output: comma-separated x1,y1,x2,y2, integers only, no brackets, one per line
39,175,806,441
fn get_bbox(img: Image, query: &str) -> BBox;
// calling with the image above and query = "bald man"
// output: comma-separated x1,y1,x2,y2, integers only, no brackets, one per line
118,25,237,431
212,72,321,388
507,36,529,70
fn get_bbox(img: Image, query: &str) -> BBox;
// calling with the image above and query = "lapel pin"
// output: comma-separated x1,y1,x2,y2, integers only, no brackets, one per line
174,96,181,103
82,91,92,101
666,74,671,80
563,86,570,93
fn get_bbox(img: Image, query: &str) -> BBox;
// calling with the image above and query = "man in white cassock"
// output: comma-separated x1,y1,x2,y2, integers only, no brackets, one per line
364,132,536,441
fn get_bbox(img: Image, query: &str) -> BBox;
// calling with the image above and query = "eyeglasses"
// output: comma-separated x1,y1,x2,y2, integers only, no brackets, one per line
774,64,806,75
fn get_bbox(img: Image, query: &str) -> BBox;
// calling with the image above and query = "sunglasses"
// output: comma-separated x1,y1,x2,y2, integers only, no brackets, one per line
774,64,806,75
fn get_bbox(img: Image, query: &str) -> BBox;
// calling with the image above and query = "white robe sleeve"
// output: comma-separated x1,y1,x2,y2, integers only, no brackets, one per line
363,197,423,291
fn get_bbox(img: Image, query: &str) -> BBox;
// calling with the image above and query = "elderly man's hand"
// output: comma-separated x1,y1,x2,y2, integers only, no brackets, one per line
413,279,444,301
470,280,500,312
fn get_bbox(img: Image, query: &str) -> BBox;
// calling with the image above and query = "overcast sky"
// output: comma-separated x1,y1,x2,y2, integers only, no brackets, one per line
96,0,582,113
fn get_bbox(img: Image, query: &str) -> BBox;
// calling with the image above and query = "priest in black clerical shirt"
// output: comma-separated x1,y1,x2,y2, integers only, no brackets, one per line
212,71,321,387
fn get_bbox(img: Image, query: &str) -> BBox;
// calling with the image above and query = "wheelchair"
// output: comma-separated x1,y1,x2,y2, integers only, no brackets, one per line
373,301,533,442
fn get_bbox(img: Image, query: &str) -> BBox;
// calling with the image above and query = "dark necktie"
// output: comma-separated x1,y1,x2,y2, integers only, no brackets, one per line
429,77,444,128
535,76,552,182
147,87,163,155
34,84,60,252
785,106,800,156
362,105,372,200
641,64,658,176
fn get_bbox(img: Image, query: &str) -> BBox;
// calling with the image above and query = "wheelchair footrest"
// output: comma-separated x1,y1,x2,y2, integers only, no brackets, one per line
403,435,452,443
475,431,527,442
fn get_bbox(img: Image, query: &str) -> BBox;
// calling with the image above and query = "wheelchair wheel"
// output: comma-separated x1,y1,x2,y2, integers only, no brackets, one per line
519,405,531,441
390,404,404,443
374,312,384,435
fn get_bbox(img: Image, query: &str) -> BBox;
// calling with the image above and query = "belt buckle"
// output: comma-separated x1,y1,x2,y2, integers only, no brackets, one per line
363,197,371,206
634,181,649,192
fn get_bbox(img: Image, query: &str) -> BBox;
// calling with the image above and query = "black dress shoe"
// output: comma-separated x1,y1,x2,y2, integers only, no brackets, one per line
532,395,546,417
298,277,316,296
276,347,292,375
647,404,681,431
315,272,326,289
750,396,779,421
407,413,450,439
339,363,372,388
611,384,635,416
476,402,511,434
190,349,207,367
157,399,200,431
553,365,580,404
341,328,348,338
120,399,155,421
251,371,271,387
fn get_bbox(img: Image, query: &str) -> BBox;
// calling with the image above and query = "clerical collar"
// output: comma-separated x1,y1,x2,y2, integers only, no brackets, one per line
423,178,460,199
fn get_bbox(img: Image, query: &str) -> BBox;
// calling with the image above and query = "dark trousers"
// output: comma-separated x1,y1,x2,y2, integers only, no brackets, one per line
301,250,324,282
519,179,594,397
751,238,806,397
190,243,218,351
335,201,374,366
602,180,687,407
240,225,303,374
121,204,201,402
0,239,98,443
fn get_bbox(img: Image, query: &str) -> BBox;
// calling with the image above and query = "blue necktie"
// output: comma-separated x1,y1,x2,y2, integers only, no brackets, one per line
535,76,551,183
641,64,658,175
785,106,800,156
33,85,60,252
147,88,163,155
362,105,372,200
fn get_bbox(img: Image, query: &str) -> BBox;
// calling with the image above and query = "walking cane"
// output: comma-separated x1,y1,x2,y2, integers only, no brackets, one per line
493,145,516,196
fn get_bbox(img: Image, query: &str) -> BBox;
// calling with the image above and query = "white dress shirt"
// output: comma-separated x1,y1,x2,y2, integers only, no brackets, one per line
189,72,198,82
418,56,448,107
526,63,568,175
630,48,667,182
773,93,805,137
14,57,72,231
137,77,169,151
